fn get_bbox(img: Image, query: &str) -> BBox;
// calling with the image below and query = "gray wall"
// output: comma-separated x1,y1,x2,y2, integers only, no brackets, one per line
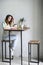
33,0,43,59
0,0,43,59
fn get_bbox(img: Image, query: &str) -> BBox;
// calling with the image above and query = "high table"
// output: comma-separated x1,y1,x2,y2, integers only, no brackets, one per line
2,27,30,65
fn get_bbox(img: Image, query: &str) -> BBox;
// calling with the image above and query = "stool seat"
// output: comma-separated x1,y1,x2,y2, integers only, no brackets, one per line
28,40,40,44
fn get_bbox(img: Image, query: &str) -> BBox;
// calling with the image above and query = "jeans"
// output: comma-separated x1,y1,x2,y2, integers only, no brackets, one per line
4,35,16,47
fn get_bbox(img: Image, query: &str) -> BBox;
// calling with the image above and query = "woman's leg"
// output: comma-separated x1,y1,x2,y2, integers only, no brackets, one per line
12,35,18,50
9,35,18,59
10,35,19,58
4,35,16,58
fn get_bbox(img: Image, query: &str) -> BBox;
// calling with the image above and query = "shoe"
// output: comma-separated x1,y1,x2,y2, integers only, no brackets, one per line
11,49,14,60
12,56,14,60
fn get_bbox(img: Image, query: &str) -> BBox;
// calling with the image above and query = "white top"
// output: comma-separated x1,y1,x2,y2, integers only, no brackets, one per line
2,21,18,40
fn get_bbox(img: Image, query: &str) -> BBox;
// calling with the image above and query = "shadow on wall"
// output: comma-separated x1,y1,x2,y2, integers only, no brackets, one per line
0,22,3,40
0,22,3,58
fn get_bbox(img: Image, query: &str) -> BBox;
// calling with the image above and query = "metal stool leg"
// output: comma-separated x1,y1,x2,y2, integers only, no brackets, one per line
2,41,3,62
29,44,31,62
28,43,29,65
28,43,31,65
38,44,39,65
5,41,6,59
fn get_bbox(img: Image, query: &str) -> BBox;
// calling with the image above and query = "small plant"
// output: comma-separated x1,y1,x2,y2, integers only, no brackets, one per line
17,17,25,29
19,17,24,22
18,17,25,25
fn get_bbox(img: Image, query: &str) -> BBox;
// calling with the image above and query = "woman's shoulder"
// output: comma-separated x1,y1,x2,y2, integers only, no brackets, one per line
2,21,7,28
3,21,6,25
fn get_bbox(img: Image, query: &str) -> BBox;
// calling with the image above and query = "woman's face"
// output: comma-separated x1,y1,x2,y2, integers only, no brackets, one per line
8,16,12,22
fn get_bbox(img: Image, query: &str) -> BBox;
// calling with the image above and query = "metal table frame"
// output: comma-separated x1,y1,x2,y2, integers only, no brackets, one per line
2,29,23,65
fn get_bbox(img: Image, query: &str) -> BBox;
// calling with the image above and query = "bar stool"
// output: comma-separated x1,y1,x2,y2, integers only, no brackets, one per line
2,40,14,63
28,40,40,65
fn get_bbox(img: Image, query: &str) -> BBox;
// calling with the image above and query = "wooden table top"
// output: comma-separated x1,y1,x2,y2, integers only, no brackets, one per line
4,26,30,31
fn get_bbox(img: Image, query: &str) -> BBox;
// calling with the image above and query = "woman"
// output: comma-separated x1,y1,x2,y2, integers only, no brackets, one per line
2,14,17,59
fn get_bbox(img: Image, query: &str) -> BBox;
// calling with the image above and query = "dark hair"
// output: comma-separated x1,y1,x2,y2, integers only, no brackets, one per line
5,14,14,25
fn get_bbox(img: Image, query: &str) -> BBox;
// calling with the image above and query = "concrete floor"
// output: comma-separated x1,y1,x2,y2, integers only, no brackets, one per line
0,57,43,65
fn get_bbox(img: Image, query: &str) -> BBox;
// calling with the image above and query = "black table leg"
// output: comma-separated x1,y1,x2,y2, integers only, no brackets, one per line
21,31,22,65
9,31,11,65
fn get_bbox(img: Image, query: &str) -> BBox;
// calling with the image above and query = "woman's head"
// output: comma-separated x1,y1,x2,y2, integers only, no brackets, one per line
5,14,14,25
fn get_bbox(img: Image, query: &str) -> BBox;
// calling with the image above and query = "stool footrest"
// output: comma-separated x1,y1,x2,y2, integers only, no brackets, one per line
2,61,10,63
2,40,14,42
5,57,13,60
29,61,39,63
